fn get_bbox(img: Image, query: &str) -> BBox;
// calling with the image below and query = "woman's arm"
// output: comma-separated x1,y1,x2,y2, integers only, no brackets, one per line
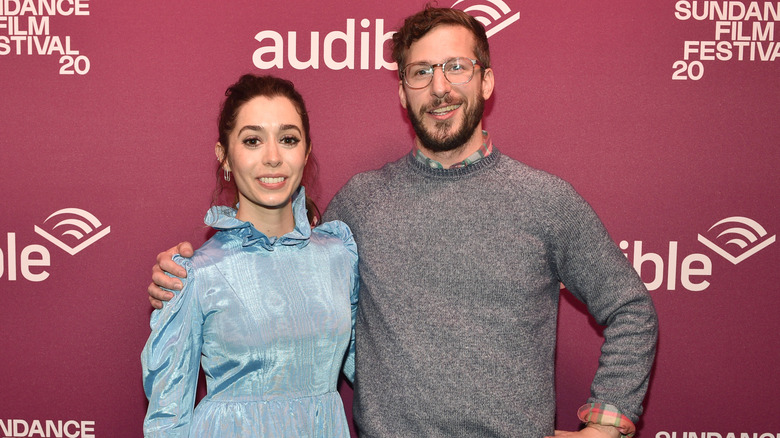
141,257,202,437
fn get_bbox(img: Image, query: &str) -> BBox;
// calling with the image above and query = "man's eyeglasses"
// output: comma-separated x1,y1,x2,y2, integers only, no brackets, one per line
401,57,483,89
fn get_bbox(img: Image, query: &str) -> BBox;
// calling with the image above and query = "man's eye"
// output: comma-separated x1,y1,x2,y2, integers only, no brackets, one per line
412,67,432,76
447,63,464,72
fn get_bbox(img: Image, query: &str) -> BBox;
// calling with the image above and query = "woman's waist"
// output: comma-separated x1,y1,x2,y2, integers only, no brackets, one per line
201,389,343,405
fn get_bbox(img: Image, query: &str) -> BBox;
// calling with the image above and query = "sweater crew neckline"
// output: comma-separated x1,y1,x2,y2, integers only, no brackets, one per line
405,149,501,179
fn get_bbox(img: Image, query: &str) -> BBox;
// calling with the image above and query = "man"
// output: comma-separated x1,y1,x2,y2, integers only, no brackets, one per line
149,7,657,438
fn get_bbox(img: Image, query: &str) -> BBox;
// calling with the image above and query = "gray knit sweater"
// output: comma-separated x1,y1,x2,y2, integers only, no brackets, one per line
323,150,657,438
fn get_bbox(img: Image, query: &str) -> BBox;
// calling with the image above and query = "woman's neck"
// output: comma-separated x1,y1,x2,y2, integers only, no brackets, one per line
236,201,295,238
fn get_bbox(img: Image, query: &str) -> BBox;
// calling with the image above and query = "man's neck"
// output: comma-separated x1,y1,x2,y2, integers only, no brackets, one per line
415,125,485,169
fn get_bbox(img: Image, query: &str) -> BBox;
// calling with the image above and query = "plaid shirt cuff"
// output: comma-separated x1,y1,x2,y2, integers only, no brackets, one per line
577,403,637,437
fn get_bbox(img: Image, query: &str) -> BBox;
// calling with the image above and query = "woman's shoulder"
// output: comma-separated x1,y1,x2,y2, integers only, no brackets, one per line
311,220,357,255
312,219,353,241
178,230,239,270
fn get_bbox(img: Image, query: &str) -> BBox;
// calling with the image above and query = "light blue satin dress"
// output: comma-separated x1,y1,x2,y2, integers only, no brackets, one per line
142,190,359,437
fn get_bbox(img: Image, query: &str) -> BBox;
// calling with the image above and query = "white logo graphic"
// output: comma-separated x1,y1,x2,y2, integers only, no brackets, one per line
452,0,520,37
0,418,95,438
252,1,519,70
697,216,775,265
33,208,111,255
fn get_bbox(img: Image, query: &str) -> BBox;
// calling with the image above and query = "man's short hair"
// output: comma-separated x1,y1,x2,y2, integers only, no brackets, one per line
391,6,491,76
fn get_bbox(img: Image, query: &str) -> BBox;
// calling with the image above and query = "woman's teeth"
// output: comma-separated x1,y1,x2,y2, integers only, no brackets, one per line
259,177,285,183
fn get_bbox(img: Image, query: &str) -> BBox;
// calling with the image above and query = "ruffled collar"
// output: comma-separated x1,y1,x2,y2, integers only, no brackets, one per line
204,187,311,251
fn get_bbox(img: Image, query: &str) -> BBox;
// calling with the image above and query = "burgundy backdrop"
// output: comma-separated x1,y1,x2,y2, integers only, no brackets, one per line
1,1,778,437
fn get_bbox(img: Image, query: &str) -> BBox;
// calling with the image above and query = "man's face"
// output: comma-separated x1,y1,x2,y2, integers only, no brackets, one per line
399,25,494,153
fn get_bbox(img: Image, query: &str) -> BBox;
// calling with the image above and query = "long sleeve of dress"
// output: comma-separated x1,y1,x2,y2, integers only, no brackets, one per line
141,256,202,437
341,276,359,383
343,232,360,384
317,220,360,383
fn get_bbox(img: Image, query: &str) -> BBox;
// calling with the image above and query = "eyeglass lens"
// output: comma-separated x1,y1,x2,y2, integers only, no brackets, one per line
404,57,476,88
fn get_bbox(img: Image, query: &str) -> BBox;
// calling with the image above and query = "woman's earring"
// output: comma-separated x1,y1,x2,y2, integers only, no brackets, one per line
223,169,231,181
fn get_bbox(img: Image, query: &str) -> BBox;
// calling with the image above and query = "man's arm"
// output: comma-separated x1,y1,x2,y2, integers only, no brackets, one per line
548,179,658,430
147,242,194,309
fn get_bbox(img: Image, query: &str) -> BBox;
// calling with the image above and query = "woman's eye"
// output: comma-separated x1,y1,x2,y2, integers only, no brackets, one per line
243,137,261,147
280,136,301,146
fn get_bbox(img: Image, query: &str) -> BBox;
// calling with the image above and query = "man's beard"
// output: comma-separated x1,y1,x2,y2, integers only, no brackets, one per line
407,93,485,153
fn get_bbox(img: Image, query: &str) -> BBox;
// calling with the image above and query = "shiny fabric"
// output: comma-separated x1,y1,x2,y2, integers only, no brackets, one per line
142,189,359,437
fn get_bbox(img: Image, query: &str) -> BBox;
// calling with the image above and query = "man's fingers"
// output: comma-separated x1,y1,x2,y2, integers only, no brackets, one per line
177,241,195,258
155,248,187,278
151,264,183,291
148,293,165,310
147,242,192,308
148,278,175,299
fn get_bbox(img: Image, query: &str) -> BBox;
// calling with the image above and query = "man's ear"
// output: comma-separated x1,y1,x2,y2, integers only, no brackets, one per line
481,68,495,101
398,80,408,109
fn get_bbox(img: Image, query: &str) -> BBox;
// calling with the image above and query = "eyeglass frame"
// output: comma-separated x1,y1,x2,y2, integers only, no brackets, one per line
400,57,485,90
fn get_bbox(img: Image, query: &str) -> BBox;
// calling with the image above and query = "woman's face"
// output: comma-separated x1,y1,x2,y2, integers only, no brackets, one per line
222,95,308,216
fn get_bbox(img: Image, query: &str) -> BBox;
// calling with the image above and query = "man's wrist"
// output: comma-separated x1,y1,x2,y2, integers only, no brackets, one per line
584,423,622,438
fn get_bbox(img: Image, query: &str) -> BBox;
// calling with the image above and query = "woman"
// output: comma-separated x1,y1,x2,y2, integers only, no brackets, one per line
141,74,358,437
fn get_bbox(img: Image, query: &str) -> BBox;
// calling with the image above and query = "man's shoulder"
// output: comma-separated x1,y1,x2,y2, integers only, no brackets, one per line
337,155,408,195
353,154,407,181
494,151,573,192
324,154,408,221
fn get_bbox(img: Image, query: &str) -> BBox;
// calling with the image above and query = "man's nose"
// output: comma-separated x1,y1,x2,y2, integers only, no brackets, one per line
430,66,451,97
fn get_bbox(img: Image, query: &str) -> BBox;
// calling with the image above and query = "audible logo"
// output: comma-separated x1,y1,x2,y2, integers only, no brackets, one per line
620,216,774,292
252,0,520,70
453,0,520,37
1,208,110,282
253,18,396,71
697,216,775,265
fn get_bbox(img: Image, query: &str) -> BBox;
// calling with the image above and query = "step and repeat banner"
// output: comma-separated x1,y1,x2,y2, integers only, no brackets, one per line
1,0,778,436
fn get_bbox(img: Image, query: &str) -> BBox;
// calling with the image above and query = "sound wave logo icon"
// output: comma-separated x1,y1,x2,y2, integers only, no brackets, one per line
33,208,111,255
452,0,520,37
697,216,775,265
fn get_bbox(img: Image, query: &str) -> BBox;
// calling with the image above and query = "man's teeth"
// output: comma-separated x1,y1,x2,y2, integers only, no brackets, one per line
260,177,285,184
430,104,460,115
